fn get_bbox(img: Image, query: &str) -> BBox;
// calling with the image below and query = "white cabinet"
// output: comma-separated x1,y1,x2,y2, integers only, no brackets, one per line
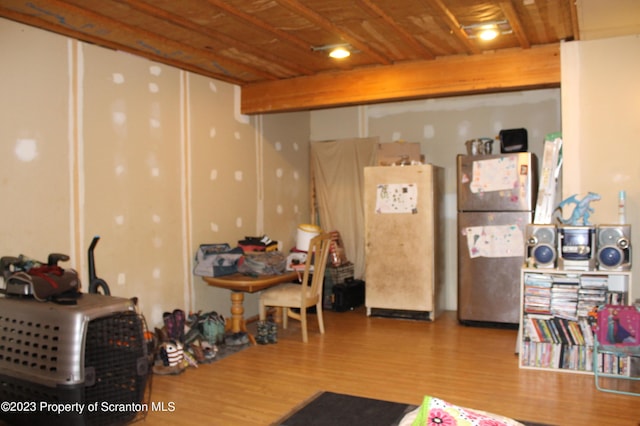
363,165,444,319
519,268,633,374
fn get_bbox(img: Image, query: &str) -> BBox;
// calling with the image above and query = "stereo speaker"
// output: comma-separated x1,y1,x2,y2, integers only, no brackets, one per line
597,224,632,271
526,224,557,268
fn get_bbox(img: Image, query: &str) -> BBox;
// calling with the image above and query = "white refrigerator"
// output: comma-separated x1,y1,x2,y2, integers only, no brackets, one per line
364,164,445,319
457,153,538,325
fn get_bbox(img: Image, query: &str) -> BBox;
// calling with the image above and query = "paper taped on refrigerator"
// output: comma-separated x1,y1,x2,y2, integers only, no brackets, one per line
465,225,525,258
469,156,519,193
374,183,418,214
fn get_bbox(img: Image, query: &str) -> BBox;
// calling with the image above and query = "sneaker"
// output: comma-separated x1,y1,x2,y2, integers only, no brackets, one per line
215,314,226,345
267,320,278,344
200,340,218,361
184,327,205,345
187,311,201,325
188,343,206,363
186,311,202,334
226,332,249,346
256,321,269,345
202,317,218,345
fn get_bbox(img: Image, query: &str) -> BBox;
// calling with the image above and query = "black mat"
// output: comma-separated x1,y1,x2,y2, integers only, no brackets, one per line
274,391,415,426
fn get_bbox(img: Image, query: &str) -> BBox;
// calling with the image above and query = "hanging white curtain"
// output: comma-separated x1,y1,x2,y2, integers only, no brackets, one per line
310,137,379,279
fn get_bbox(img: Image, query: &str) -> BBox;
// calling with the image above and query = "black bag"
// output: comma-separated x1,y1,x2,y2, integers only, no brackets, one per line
332,278,365,312
499,128,528,153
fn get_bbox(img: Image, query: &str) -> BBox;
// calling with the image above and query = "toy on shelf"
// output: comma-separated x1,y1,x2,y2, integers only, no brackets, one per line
556,192,601,226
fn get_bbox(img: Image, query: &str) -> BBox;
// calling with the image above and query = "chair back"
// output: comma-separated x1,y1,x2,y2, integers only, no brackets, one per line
300,232,332,304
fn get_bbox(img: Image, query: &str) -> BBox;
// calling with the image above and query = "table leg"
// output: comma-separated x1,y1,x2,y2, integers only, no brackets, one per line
228,291,256,345
229,291,244,333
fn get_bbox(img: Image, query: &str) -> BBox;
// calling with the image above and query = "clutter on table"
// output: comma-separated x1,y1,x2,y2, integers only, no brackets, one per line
193,235,285,278
193,243,243,277
238,235,278,252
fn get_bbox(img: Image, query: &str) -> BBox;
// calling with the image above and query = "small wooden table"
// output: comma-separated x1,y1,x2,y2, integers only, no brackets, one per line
203,271,299,344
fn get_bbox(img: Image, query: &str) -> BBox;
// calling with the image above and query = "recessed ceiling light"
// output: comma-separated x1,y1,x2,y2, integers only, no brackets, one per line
312,43,352,59
461,20,511,41
478,26,499,41
329,47,350,59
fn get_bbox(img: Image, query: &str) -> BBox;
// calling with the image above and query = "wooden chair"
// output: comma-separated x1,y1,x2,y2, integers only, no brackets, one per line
259,232,332,342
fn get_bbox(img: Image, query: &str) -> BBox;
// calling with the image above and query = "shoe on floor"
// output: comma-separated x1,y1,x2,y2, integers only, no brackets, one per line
226,332,250,346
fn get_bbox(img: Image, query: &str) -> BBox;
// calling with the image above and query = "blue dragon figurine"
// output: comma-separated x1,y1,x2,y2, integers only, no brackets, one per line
556,192,601,226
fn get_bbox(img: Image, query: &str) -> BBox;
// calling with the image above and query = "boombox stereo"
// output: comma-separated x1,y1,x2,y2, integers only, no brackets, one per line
596,224,632,271
526,224,557,268
558,225,596,271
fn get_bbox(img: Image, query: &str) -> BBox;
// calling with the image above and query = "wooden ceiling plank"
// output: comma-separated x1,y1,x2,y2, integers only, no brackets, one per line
0,4,248,85
204,0,311,54
424,0,481,55
117,0,314,77
204,0,361,72
1,0,277,81
356,0,435,60
522,0,566,44
241,43,561,114
500,1,531,49
275,0,393,65
2,0,581,90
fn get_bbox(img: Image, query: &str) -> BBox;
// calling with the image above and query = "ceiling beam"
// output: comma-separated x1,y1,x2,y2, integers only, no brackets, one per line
568,0,580,41
241,43,560,114
500,1,531,49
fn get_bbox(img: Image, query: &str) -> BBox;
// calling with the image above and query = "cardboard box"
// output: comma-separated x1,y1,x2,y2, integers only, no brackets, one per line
376,142,423,166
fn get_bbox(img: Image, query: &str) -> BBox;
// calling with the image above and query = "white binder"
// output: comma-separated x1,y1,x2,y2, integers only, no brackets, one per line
534,134,563,224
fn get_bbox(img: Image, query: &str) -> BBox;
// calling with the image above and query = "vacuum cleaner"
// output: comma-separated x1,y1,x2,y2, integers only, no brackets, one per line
88,236,110,295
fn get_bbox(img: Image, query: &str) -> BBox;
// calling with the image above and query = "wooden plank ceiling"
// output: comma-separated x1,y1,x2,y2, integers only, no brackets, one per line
0,0,577,113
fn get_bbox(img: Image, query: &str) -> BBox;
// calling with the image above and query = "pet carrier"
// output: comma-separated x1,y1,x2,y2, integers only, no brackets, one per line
0,293,150,425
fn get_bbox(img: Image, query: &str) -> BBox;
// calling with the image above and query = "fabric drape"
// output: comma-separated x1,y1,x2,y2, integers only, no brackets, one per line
310,137,378,279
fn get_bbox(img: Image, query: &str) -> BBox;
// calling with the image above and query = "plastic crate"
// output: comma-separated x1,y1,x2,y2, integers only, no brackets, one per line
322,263,355,309
328,262,354,285
0,293,149,426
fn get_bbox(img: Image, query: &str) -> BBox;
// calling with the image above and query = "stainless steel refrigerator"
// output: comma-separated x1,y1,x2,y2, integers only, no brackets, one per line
457,152,538,325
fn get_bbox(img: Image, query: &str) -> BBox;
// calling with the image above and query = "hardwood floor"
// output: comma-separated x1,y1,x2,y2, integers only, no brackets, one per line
145,309,639,426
